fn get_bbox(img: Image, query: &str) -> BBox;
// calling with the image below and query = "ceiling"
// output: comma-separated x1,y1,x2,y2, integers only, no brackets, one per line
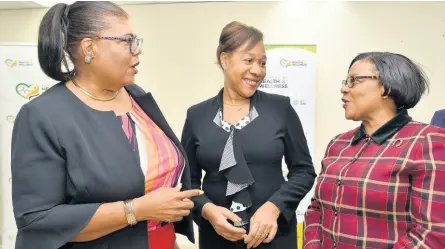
0,0,281,10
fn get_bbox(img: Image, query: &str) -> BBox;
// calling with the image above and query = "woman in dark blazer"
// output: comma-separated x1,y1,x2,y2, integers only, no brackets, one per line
431,109,445,128
11,2,199,249
181,21,316,249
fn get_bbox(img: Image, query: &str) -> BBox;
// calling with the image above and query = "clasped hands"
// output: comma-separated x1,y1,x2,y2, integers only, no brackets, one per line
202,201,280,249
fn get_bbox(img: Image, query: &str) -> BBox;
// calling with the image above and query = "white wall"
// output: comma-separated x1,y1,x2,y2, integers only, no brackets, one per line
1,1,445,248
124,1,445,168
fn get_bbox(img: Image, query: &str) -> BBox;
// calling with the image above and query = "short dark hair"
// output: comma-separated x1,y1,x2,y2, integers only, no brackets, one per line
38,1,128,82
216,21,263,68
349,52,429,109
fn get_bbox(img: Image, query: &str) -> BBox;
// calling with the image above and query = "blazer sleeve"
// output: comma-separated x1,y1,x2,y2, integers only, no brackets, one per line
430,110,445,128
11,103,101,249
430,111,439,126
181,109,212,225
268,97,317,225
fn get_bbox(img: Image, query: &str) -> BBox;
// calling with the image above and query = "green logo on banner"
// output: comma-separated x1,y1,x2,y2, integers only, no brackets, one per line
5,58,33,67
15,83,49,100
5,59,18,68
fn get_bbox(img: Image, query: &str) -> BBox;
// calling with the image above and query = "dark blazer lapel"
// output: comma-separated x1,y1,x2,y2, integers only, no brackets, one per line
124,86,195,242
125,85,182,151
132,93,182,151
126,88,190,186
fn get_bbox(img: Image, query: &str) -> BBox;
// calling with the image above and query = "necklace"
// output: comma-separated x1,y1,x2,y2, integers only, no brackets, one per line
71,78,118,102
224,102,249,111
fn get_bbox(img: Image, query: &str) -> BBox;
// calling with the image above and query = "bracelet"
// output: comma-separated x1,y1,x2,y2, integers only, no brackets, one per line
123,199,137,226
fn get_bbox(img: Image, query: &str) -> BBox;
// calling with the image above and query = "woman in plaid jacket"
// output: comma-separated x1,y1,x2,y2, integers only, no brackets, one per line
304,52,445,249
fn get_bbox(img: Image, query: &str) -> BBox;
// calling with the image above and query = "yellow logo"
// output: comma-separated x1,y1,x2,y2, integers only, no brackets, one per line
6,115,15,123
280,58,307,68
5,58,33,68
16,83,49,100
5,59,18,68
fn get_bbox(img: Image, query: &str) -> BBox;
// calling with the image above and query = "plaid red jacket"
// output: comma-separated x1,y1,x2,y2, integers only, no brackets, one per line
304,110,445,249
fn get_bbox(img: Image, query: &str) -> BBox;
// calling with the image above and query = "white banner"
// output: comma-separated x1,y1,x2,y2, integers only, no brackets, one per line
0,43,56,249
259,44,316,223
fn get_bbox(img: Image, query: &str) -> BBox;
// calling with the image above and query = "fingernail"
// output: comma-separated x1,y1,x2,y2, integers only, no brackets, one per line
199,190,204,195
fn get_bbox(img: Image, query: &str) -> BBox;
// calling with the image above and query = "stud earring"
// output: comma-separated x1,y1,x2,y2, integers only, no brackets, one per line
85,55,92,64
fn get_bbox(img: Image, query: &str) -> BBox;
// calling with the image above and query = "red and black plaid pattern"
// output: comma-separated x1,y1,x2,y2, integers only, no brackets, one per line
304,121,445,249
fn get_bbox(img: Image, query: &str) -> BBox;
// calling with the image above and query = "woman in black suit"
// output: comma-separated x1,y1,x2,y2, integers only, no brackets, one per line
181,21,316,249
11,2,200,249
431,109,445,128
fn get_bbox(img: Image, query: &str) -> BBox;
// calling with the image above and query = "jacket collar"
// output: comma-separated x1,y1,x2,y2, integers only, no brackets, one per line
352,109,412,145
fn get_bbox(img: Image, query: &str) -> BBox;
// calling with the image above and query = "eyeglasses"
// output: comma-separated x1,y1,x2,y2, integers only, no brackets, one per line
342,75,379,88
96,35,143,55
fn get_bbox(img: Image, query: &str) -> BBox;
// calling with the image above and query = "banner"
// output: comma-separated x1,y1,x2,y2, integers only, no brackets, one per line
0,43,56,249
259,44,316,223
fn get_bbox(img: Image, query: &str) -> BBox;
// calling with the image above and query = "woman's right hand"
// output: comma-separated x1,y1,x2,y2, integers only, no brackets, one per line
133,186,202,223
202,203,247,241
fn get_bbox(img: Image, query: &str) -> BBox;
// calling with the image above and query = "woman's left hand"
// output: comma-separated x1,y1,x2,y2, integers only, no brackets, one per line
244,201,280,248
